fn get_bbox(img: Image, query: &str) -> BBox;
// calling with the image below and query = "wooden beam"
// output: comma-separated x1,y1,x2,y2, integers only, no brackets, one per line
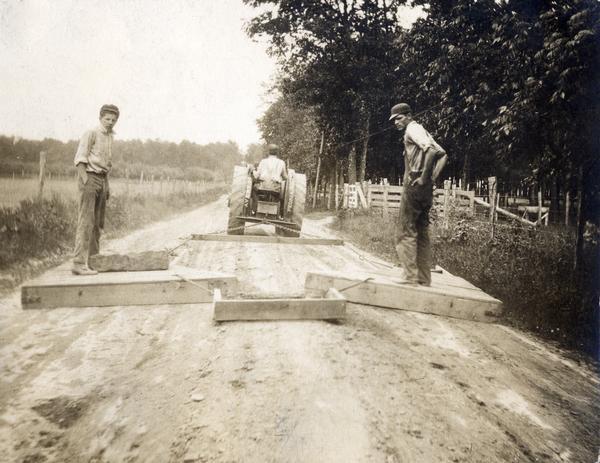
190,234,343,245
89,250,169,272
355,182,368,208
21,266,237,309
474,197,537,227
304,271,502,323
213,288,346,321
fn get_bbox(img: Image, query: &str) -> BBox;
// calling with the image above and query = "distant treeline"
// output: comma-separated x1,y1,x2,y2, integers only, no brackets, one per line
0,135,243,181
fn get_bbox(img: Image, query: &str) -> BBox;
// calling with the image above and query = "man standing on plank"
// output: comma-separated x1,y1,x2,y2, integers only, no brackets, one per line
390,103,448,286
71,104,119,275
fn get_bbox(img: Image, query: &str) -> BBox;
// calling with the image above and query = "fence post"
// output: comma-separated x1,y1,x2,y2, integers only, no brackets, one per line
342,183,349,208
312,131,324,209
538,188,543,224
489,176,497,239
38,151,47,199
383,184,389,218
443,180,451,229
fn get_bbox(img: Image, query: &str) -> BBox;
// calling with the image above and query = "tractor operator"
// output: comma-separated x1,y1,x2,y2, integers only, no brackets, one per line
254,143,288,191
390,102,448,287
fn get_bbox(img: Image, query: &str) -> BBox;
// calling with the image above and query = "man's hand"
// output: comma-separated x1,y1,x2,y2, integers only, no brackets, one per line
76,163,88,185
411,176,427,187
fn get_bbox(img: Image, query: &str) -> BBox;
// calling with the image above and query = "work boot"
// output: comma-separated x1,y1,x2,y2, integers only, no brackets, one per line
72,264,98,276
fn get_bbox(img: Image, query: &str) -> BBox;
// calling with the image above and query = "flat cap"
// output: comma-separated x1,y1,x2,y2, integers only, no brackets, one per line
100,104,120,118
389,103,412,120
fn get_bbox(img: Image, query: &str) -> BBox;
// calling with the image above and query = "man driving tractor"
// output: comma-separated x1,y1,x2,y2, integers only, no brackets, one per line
253,143,288,191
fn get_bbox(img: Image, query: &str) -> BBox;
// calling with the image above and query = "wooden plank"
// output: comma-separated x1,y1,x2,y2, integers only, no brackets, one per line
475,197,537,227
355,182,368,208
213,288,346,321
304,271,502,323
21,266,237,309
369,185,403,193
190,234,343,245
89,250,169,272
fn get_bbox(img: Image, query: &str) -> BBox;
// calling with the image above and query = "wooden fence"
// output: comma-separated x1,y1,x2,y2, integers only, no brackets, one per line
366,182,475,217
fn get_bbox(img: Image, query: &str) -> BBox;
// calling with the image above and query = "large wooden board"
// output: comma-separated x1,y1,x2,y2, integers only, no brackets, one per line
304,270,502,323
21,265,237,310
191,234,343,246
213,288,346,321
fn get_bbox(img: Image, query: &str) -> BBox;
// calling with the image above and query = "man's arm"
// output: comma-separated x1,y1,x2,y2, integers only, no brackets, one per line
412,146,446,186
74,131,93,184
431,152,448,184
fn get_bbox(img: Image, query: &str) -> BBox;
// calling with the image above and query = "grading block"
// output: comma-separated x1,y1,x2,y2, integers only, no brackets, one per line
213,288,346,322
21,265,237,310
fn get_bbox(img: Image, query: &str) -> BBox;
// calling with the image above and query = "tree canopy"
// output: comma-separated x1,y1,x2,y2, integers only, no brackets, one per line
245,0,599,213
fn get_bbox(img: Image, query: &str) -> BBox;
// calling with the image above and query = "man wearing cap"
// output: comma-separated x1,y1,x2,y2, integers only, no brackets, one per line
71,104,119,275
390,103,448,286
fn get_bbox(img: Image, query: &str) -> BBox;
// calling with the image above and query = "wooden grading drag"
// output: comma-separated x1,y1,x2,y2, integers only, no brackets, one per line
21,265,237,310
305,267,502,323
212,288,346,321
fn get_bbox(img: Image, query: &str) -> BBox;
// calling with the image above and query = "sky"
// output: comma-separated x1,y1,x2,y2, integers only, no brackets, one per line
0,0,423,151
0,0,278,150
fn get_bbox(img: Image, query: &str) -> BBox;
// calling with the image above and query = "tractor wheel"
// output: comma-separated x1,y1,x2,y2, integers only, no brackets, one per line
277,172,306,238
227,166,249,235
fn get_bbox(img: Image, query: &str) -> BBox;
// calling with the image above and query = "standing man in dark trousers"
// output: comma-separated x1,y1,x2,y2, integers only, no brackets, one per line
72,104,119,275
390,103,448,286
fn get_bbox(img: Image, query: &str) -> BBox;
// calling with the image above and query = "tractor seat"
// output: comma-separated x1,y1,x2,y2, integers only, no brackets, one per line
255,179,282,194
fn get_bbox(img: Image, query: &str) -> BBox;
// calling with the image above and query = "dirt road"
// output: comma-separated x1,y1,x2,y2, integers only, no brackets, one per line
1,197,598,463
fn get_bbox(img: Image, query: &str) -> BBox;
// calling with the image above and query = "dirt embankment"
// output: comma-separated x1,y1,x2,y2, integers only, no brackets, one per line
1,197,598,462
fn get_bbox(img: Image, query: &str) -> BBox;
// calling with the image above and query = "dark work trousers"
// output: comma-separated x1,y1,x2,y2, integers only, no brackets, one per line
73,172,107,265
395,181,433,286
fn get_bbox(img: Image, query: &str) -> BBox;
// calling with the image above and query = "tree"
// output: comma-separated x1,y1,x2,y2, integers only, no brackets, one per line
245,0,408,184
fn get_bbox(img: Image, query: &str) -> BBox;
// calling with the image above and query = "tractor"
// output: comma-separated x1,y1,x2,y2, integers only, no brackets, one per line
227,164,306,237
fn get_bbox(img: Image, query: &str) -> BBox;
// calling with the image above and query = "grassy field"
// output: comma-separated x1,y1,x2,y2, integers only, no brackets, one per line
0,176,220,208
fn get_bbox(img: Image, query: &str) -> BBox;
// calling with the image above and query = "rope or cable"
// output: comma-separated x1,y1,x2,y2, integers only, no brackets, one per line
337,277,374,292
172,273,214,294
326,103,443,151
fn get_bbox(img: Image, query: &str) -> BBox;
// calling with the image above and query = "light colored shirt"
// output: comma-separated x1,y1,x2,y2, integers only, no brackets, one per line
256,155,287,183
403,121,445,173
73,125,114,174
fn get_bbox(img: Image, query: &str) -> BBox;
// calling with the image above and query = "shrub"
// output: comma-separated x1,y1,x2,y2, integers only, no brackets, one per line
334,207,598,357
0,185,227,275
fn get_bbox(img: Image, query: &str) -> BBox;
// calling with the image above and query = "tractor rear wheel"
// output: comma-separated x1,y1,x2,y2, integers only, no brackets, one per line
289,172,306,237
227,166,249,235
276,171,306,237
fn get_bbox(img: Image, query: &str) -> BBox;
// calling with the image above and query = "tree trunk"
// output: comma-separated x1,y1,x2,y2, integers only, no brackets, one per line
347,146,357,184
461,152,469,190
358,113,369,183
574,166,584,274
550,176,560,225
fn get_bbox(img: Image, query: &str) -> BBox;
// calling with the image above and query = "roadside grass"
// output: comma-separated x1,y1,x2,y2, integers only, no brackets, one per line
0,184,227,292
331,207,598,358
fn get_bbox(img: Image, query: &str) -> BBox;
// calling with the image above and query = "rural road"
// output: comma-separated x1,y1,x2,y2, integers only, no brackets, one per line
1,196,599,463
